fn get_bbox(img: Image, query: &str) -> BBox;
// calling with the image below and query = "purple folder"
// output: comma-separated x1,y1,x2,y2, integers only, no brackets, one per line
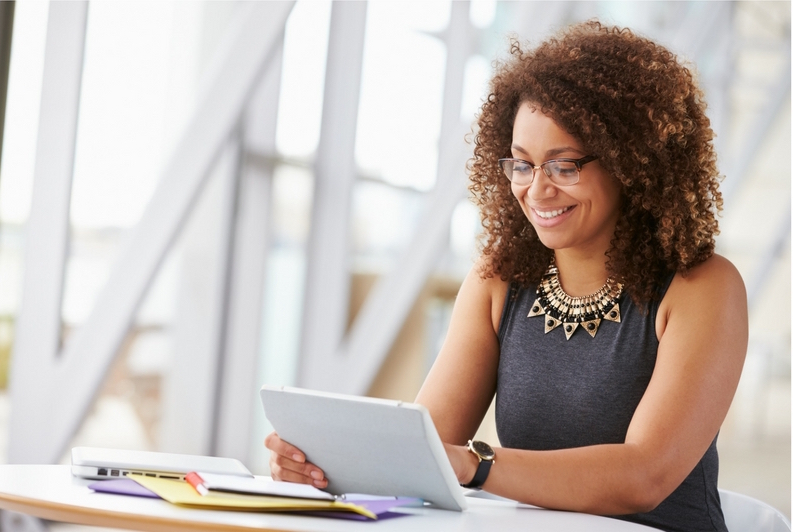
89,478,160,499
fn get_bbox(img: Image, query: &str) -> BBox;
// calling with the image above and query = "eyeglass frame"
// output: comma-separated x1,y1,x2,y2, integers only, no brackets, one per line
498,155,598,186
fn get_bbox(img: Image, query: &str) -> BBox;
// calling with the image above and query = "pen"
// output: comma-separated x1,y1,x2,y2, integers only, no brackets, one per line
185,472,209,496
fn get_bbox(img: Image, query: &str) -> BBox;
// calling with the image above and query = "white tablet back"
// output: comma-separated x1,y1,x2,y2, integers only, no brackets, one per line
260,385,467,511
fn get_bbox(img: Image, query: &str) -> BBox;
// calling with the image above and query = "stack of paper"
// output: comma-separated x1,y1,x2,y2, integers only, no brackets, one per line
184,471,334,500
90,473,420,521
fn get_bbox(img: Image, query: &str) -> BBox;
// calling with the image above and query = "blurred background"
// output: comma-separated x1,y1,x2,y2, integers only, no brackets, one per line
0,1,788,530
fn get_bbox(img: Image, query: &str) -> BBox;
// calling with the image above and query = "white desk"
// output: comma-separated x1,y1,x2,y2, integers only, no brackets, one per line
0,465,656,531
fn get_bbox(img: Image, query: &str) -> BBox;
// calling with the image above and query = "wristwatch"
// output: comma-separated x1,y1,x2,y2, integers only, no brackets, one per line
461,440,495,490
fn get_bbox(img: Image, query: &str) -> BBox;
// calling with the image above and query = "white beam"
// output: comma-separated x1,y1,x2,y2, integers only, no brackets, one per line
7,1,87,464
9,1,294,465
159,131,243,456
214,41,284,465
438,1,471,149
298,1,368,390
336,132,469,396
326,1,476,396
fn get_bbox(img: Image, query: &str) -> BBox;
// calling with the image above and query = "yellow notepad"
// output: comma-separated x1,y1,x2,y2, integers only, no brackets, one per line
128,474,376,519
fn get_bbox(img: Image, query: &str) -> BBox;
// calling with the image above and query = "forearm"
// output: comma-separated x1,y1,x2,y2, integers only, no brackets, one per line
457,443,668,515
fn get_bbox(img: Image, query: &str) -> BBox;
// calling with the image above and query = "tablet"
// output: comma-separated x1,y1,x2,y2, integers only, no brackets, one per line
260,385,467,511
71,447,253,480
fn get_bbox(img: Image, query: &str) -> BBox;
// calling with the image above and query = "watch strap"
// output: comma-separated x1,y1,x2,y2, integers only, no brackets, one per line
462,457,492,490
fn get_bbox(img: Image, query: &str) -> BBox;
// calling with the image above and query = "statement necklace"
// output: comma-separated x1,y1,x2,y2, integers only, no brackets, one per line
527,259,624,340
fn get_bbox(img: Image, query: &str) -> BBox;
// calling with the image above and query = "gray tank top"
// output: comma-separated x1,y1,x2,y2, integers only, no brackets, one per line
496,277,726,532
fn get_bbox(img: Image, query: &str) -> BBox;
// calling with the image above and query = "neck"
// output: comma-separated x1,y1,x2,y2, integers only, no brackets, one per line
552,249,610,297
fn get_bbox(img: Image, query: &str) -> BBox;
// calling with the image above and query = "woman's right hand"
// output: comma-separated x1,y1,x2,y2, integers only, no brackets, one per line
264,431,328,488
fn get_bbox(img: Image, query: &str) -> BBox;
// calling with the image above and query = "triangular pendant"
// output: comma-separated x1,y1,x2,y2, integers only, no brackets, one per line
527,299,545,317
603,303,621,323
544,316,562,333
562,322,579,340
582,318,602,338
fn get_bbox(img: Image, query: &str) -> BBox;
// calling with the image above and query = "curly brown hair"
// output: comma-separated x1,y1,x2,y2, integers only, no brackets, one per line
469,21,722,306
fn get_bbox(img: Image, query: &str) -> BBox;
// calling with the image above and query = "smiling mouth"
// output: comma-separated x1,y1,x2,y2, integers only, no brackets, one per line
533,206,573,220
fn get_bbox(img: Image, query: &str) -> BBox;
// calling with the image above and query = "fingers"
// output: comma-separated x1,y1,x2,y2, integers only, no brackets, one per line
264,432,328,488
271,458,328,488
264,431,305,463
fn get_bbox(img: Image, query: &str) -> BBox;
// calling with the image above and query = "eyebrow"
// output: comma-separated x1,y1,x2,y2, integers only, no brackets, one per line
511,144,585,159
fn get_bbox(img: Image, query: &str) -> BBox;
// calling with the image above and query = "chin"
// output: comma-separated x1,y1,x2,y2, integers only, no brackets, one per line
532,230,568,251
535,239,567,252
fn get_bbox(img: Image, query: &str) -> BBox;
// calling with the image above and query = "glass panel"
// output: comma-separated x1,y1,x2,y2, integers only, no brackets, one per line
275,0,332,158
58,2,242,457
352,180,425,271
64,2,187,329
469,0,497,29
462,54,490,123
355,1,450,191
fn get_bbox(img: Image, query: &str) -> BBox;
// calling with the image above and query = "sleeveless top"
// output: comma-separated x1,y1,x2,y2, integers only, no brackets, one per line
496,276,727,532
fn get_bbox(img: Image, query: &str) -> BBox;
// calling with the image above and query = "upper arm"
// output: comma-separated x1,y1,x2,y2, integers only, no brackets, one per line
415,263,508,444
625,255,748,500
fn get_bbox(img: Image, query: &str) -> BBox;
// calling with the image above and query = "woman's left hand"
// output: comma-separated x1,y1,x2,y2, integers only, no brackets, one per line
443,442,477,486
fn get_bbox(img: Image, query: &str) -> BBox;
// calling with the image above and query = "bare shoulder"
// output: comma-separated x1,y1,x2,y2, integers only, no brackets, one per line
657,253,747,340
465,256,510,333
666,253,745,300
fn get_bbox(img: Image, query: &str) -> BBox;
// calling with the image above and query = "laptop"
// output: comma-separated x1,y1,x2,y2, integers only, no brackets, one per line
260,385,467,511
71,446,253,481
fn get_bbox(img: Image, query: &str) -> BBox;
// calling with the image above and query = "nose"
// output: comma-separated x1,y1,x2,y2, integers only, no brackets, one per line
527,170,558,201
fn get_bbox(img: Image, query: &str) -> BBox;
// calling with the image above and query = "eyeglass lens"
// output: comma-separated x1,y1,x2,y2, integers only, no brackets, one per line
502,160,581,186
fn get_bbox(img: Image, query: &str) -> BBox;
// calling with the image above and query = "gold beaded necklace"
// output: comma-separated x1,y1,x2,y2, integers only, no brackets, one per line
527,259,623,340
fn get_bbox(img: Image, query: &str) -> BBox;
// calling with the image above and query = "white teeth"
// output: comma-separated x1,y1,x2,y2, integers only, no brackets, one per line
535,206,571,219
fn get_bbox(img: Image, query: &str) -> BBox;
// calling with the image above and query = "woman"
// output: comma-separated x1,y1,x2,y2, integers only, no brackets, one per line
266,21,747,531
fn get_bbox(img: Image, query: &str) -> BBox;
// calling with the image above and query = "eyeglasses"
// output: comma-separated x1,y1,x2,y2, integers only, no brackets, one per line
498,155,598,186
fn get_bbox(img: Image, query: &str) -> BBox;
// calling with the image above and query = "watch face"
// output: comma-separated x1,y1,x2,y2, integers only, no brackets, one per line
471,440,495,460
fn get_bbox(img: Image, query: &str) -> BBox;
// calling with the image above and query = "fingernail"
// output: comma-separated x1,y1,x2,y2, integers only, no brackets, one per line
313,479,326,487
310,470,322,480
292,453,304,463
